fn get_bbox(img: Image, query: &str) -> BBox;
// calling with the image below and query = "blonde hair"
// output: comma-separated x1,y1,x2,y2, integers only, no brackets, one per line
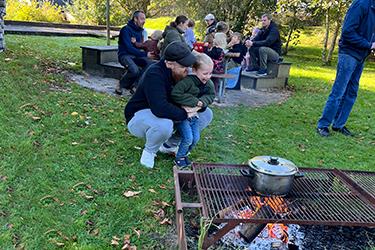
151,30,163,41
214,33,227,49
193,53,213,70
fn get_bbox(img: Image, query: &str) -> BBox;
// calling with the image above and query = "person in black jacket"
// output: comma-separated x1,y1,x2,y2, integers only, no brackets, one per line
316,0,375,137
124,42,214,168
246,14,282,76
116,11,155,95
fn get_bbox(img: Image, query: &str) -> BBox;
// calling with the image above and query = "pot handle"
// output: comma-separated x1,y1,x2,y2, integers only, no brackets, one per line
240,169,255,178
294,172,305,179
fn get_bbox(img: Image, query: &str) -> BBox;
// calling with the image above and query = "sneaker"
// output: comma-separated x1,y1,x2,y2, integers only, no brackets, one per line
256,69,267,76
332,126,353,136
316,127,330,137
159,143,178,155
140,149,156,168
174,157,191,168
245,67,259,72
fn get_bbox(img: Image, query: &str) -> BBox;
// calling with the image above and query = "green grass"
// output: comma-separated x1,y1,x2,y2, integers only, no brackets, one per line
0,29,374,249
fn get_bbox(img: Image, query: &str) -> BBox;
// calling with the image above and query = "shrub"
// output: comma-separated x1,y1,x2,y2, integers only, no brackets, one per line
5,0,64,23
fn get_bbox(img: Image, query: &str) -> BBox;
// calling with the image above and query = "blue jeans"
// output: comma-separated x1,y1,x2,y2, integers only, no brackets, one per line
176,116,200,158
317,53,364,129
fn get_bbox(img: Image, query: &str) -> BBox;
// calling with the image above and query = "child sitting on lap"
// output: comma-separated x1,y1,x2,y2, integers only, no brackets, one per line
171,53,215,168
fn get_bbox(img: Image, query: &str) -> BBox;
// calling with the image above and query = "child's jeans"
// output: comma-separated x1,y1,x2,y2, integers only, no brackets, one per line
176,116,200,158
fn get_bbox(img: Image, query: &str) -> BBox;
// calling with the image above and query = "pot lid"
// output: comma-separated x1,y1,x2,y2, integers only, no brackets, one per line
248,156,298,176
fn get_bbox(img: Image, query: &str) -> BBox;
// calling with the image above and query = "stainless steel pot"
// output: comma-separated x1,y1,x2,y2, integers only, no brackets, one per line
240,156,304,196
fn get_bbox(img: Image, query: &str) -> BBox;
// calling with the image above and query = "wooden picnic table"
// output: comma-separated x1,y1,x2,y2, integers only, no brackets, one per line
211,73,236,103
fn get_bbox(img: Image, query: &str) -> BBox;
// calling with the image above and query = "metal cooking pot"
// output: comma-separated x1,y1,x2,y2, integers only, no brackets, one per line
240,156,304,196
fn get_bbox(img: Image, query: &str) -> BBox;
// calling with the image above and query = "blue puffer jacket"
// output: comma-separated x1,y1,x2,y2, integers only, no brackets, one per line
118,20,147,58
339,0,375,61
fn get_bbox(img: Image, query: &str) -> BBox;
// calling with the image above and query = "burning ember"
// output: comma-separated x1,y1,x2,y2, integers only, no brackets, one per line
220,194,302,249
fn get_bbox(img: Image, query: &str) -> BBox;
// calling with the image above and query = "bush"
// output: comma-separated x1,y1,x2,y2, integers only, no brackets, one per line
5,0,64,23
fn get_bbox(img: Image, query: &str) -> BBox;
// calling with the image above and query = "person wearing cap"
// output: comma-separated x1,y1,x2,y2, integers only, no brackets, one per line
124,42,213,168
115,10,155,95
204,13,217,37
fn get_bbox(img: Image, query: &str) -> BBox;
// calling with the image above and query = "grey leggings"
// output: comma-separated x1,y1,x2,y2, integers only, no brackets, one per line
127,108,213,154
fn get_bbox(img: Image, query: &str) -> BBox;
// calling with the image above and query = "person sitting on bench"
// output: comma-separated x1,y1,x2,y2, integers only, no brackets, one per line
115,10,155,95
246,13,282,76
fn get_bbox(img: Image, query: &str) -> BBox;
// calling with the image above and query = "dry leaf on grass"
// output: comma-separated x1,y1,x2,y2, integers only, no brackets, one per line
152,200,171,208
159,184,167,190
133,229,141,239
123,191,141,198
71,112,79,116
153,208,165,220
148,189,156,193
111,236,120,246
134,146,142,150
159,218,172,225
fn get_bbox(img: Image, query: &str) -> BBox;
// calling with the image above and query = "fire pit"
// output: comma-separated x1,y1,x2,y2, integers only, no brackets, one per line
173,163,375,249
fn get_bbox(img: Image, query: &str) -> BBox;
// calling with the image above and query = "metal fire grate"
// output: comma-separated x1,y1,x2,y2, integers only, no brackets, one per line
192,164,375,227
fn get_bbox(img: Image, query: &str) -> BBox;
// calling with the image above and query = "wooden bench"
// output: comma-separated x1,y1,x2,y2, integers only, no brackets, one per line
81,45,126,79
241,61,292,90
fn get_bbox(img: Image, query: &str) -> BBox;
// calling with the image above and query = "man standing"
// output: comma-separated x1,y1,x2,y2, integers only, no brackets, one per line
116,10,154,95
0,0,5,52
124,42,213,168
246,14,282,76
316,0,375,137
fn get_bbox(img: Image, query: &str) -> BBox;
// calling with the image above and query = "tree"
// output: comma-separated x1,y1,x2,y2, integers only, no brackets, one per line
315,0,352,65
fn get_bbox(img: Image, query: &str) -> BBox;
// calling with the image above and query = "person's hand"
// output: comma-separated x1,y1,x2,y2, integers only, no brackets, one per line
147,52,157,60
197,101,204,107
131,37,136,43
371,42,375,50
182,106,200,113
245,40,253,48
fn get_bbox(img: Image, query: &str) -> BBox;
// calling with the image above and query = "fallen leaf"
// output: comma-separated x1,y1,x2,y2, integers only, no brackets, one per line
90,228,100,236
153,208,165,220
0,175,7,182
111,239,120,246
159,184,167,190
159,218,172,225
4,58,12,61
153,200,171,208
71,142,79,146
80,209,88,215
148,189,157,193
32,116,41,121
123,191,141,198
134,146,142,150
133,229,141,239
71,112,79,116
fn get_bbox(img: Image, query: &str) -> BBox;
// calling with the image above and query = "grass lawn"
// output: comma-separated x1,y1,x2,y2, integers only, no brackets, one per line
0,30,374,249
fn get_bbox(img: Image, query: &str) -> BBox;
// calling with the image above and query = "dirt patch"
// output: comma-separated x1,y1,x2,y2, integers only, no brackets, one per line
68,73,291,107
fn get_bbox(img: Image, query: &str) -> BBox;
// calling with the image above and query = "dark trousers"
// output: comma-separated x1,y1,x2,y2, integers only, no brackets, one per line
119,55,153,89
249,46,279,70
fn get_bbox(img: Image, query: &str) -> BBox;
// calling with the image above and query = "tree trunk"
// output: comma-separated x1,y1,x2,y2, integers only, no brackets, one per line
322,7,330,64
284,23,295,56
326,19,342,65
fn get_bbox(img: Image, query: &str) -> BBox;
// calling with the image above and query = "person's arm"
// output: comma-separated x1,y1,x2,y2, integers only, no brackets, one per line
121,28,147,57
198,80,216,106
252,26,279,47
341,1,372,49
144,70,187,121
171,78,201,107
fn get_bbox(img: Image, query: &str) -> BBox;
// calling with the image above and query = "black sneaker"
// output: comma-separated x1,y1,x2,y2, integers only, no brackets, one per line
316,127,330,137
256,69,267,76
174,157,191,168
332,126,353,136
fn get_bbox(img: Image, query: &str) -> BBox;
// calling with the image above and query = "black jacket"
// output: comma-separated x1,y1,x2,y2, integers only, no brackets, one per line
252,21,282,55
118,20,147,59
339,0,375,61
124,60,187,124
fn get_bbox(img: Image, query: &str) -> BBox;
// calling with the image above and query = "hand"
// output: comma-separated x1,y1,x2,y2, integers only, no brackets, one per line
182,106,200,113
245,40,253,48
371,42,375,50
147,52,157,60
197,101,204,107
131,37,136,43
